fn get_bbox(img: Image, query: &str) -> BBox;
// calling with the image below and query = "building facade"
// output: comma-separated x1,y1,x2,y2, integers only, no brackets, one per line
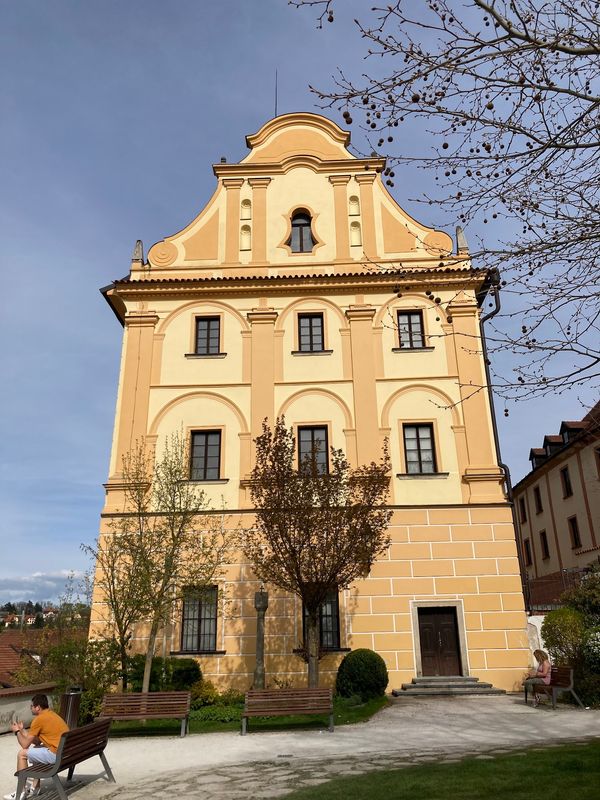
513,402,600,609
91,113,528,691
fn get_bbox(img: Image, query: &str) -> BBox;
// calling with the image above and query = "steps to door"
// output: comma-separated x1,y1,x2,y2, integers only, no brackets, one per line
392,676,506,697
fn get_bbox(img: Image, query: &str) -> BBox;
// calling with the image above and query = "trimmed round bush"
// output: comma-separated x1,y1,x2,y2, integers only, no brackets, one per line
335,648,388,701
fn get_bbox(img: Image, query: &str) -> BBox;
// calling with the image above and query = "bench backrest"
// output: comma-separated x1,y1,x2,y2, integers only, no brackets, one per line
245,688,332,712
54,718,111,772
549,666,574,688
101,691,191,716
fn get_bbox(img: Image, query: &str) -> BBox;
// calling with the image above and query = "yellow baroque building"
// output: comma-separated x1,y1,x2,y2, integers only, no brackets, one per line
92,112,529,692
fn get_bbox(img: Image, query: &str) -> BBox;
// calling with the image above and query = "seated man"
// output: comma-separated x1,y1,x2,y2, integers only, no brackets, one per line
4,693,69,800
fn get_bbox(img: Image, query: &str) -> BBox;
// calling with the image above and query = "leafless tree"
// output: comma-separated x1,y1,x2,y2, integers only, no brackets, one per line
290,0,600,400
243,419,392,688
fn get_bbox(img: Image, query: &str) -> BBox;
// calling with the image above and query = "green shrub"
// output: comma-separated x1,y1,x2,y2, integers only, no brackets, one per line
541,607,588,667
218,686,245,706
561,566,600,625
190,679,245,710
128,655,201,692
190,679,220,709
190,704,242,722
170,658,201,690
335,648,388,701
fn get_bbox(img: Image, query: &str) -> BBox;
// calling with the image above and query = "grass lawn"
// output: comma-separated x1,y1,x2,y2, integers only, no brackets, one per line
107,694,388,737
285,740,600,800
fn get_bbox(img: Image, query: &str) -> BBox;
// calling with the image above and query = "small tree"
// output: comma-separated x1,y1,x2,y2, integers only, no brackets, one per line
244,419,392,688
83,528,147,689
101,431,232,694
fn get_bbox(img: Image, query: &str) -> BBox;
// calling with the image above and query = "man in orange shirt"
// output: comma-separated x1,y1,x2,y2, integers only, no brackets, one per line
4,694,69,800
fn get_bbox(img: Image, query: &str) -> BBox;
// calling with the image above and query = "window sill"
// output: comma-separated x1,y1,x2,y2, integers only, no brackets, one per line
188,479,229,485
171,650,226,656
396,472,449,479
391,347,434,353
291,350,333,356
292,647,350,655
185,353,227,359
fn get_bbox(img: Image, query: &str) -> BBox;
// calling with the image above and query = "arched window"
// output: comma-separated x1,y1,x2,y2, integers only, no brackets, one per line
350,221,362,247
240,224,251,251
240,199,252,220
349,195,360,216
287,211,316,253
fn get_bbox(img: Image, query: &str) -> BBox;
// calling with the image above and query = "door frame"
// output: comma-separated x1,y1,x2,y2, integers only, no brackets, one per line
411,600,469,678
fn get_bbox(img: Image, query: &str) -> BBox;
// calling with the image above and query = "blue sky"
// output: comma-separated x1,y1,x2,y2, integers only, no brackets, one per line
0,1,593,602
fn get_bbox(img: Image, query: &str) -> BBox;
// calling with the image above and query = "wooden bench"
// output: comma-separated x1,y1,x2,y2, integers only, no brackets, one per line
526,666,586,709
14,718,114,800
241,688,334,735
98,691,191,736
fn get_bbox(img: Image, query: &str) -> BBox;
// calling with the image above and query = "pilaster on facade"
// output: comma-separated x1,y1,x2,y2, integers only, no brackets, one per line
247,309,279,457
248,177,271,265
345,305,380,465
328,174,351,262
448,294,503,501
110,311,159,485
223,178,245,264
354,172,378,258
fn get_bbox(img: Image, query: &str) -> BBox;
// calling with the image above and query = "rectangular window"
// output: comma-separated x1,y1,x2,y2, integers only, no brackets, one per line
533,486,543,514
540,530,550,560
403,424,436,474
298,426,328,475
181,586,218,652
568,516,582,549
190,431,221,481
298,313,324,352
397,311,425,349
524,538,532,567
195,316,220,355
518,497,527,524
560,466,573,498
303,591,340,650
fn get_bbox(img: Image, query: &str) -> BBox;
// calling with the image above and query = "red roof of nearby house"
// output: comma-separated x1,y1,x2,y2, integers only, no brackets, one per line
0,630,54,687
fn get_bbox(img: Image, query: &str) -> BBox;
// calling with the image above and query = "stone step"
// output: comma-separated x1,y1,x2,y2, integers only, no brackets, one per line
392,686,506,696
412,675,479,683
403,678,495,690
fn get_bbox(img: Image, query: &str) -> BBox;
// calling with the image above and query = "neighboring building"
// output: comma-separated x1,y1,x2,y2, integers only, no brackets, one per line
91,112,528,692
513,402,600,610
0,631,47,687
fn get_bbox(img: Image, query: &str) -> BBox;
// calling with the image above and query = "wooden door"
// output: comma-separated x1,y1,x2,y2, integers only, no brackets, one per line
418,607,462,676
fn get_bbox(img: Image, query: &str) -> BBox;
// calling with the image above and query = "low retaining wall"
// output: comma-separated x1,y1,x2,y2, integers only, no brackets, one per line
0,684,57,734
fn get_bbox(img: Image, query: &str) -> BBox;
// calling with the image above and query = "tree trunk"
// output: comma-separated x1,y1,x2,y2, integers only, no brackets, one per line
119,640,129,691
142,620,160,694
306,613,320,688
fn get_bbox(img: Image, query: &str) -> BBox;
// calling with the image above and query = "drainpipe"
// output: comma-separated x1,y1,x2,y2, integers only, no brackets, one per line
479,268,531,613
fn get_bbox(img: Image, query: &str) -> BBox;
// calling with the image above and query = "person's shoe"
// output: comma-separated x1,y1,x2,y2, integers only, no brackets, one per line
533,696,539,707
4,790,30,800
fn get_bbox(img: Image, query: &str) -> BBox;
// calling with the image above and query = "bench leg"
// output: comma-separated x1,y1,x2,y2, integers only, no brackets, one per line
180,718,186,738
15,773,28,800
328,712,334,733
52,776,69,800
100,751,116,783
524,685,528,704
67,766,75,781
241,717,247,736
570,689,586,710
551,688,558,709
